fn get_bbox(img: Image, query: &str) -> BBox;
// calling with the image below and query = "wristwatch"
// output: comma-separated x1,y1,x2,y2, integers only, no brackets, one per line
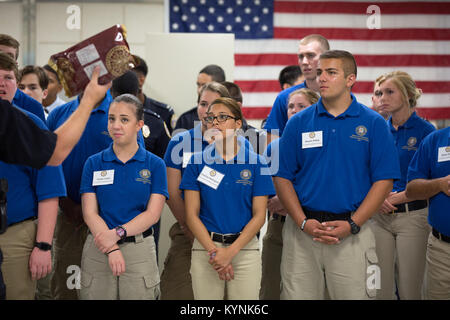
115,225,127,240
34,242,52,251
348,218,361,235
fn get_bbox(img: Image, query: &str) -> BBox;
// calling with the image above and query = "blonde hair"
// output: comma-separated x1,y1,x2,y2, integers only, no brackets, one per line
197,81,230,103
300,34,330,52
376,71,422,108
289,88,320,106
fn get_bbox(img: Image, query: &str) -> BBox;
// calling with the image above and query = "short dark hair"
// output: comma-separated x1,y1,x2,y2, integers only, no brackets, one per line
279,65,302,89
199,64,225,82
112,93,144,121
19,65,49,90
132,55,148,77
221,81,242,103
0,51,18,79
319,50,357,78
0,34,19,60
43,64,61,84
111,71,140,98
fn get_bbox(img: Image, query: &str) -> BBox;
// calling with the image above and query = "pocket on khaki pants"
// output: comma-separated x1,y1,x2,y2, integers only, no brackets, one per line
365,248,380,299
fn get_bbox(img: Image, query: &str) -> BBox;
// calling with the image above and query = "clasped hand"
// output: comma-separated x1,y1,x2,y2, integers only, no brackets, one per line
94,229,125,276
94,229,119,253
304,219,352,245
208,247,234,281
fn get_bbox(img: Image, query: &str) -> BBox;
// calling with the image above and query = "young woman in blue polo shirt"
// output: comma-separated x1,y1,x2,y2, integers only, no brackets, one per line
79,94,168,300
371,71,435,300
181,97,275,300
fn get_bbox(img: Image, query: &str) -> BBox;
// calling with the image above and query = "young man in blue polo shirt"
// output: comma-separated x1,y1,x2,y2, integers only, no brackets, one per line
406,127,450,300
0,53,66,299
263,34,329,143
0,34,46,121
274,50,401,300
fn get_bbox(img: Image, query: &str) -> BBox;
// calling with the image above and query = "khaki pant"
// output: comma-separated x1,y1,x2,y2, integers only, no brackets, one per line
259,216,284,300
371,207,430,300
425,232,450,300
159,222,194,300
51,210,89,300
281,215,378,300
35,259,54,300
0,219,37,300
79,233,160,300
190,236,261,300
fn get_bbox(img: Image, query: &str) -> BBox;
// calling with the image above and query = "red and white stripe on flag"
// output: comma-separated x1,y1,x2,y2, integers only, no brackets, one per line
235,0,450,120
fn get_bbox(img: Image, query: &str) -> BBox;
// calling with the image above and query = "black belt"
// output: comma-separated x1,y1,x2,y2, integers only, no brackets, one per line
303,208,352,223
8,216,36,228
117,227,154,244
209,231,240,244
432,228,450,244
391,200,428,214
272,213,286,223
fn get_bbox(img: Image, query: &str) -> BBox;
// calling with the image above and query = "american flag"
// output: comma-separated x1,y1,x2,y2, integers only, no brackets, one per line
169,0,450,120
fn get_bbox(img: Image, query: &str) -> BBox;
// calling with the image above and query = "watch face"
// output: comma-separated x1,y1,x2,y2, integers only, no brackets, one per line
116,227,125,238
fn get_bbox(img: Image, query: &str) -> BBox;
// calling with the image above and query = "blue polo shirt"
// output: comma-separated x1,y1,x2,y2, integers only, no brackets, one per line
180,142,275,234
13,89,46,122
164,124,210,176
80,144,169,229
262,139,280,177
388,112,435,192
407,127,450,235
263,81,307,136
0,108,66,225
275,94,401,214
47,91,145,203
164,123,254,176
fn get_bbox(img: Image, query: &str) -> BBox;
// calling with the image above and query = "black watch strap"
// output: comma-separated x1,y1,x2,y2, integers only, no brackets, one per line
34,241,52,251
348,218,361,235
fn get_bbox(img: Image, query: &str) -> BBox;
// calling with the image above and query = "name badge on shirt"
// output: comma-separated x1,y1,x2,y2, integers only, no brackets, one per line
302,131,323,149
92,170,114,186
182,152,193,168
438,146,450,162
197,166,224,190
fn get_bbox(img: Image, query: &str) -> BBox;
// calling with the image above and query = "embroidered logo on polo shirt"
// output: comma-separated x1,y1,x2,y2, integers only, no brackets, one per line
136,169,151,184
240,169,251,180
237,169,253,186
350,125,369,142
402,136,418,151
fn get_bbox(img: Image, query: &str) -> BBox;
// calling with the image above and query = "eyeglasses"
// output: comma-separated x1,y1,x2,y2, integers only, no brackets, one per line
203,114,237,124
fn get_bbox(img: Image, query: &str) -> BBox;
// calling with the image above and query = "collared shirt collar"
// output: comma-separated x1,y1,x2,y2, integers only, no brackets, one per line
204,136,248,163
103,143,146,163
317,93,360,118
388,111,419,130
